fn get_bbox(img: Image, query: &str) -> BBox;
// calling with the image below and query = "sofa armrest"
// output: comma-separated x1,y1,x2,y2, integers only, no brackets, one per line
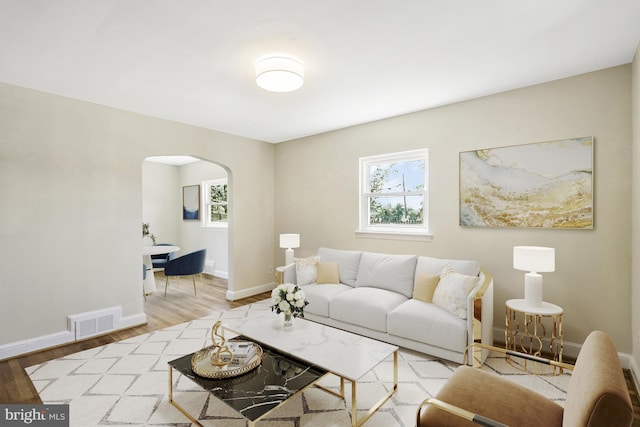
275,263,296,285
466,269,494,366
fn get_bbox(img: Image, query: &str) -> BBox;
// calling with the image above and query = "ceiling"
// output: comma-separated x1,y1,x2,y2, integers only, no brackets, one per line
1,1,639,144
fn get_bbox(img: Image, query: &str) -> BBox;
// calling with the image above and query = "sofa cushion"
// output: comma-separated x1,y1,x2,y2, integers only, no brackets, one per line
432,268,480,319
294,255,320,286
355,252,418,298
330,287,408,332
388,299,468,353
302,283,352,317
413,272,440,303
415,256,480,278
317,247,362,286
316,262,340,284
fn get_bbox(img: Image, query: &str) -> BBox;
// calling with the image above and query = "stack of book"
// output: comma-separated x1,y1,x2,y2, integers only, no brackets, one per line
220,341,257,366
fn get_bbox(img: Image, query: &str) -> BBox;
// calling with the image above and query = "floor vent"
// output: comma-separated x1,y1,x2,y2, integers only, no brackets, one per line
68,307,119,340
204,260,216,275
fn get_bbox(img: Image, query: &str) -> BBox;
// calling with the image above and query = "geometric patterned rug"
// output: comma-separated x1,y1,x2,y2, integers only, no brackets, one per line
26,300,572,426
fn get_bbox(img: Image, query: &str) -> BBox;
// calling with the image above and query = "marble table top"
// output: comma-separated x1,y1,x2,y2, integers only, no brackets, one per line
223,315,398,382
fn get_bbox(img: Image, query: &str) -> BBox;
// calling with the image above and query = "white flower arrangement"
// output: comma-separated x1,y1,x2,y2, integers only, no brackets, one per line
270,283,309,318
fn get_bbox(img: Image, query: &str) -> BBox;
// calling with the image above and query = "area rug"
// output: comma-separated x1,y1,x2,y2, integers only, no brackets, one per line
26,300,571,426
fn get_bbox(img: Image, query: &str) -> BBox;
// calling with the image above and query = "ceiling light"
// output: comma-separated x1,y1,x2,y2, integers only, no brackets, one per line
255,57,304,92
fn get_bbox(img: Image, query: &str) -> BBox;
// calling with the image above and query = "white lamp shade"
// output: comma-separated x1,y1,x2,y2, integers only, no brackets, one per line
255,57,304,92
279,233,300,249
513,246,555,273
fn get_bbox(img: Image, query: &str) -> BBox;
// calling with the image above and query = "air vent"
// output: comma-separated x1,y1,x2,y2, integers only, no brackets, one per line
68,307,118,340
204,260,216,275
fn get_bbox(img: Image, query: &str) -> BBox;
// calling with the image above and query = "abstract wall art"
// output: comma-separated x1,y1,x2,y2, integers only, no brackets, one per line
182,184,200,220
459,137,593,229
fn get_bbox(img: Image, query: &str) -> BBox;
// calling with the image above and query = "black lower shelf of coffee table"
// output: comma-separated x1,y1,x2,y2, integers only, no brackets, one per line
168,335,328,422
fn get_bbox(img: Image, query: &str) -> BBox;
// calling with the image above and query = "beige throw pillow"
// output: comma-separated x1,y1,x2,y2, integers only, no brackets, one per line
316,262,340,284
412,272,440,303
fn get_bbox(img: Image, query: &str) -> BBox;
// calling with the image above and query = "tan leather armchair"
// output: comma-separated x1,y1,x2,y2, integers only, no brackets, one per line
417,331,633,427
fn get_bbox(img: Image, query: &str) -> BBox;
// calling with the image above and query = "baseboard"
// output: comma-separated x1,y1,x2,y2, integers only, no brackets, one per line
226,282,274,301
214,270,228,279
0,308,146,361
629,355,640,393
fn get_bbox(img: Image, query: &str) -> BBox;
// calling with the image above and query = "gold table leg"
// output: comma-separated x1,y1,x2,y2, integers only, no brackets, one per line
349,350,398,427
505,308,564,376
168,365,204,426
316,352,398,426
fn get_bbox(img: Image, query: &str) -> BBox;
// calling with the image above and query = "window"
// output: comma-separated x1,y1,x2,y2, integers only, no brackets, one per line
202,179,228,227
358,149,429,238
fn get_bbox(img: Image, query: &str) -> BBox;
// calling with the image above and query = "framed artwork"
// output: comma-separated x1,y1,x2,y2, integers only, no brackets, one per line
182,185,200,220
459,136,593,229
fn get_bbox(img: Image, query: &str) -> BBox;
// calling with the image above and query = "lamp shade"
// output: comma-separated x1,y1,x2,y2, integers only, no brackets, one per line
513,246,555,273
279,234,300,249
255,57,304,92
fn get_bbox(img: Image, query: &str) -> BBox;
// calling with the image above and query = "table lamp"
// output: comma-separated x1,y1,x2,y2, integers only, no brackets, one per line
513,246,555,307
279,234,300,266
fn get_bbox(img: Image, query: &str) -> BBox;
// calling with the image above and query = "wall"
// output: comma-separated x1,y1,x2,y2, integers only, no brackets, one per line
142,161,181,244
275,65,633,352
0,82,275,352
632,44,640,370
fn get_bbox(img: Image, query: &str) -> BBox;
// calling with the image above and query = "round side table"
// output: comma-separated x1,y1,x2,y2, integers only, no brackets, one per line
505,299,564,375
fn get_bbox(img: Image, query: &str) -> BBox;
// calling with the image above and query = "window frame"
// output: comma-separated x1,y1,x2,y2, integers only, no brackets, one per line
357,149,431,240
202,178,228,228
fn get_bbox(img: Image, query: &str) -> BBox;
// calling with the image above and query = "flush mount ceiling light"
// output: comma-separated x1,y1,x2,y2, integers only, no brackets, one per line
255,56,304,92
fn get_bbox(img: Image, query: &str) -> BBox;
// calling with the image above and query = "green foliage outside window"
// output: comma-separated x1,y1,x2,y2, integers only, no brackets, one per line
368,160,424,225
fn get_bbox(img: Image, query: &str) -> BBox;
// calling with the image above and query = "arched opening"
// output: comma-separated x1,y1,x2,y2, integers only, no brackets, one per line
141,155,232,300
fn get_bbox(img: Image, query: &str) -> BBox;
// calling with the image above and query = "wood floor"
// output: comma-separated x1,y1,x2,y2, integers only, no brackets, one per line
0,272,270,405
1,273,639,426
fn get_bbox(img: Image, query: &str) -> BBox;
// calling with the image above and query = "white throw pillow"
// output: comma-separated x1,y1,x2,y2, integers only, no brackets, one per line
294,256,321,286
432,268,480,319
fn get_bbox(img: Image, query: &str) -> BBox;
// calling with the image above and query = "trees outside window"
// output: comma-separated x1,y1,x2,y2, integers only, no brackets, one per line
203,179,228,227
359,149,429,236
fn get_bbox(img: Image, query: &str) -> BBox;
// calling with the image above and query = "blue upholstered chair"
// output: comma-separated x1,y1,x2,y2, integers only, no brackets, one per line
143,264,148,301
164,249,207,297
151,243,177,270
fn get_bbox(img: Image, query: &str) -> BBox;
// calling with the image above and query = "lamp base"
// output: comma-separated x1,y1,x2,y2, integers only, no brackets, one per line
524,273,543,307
285,249,294,266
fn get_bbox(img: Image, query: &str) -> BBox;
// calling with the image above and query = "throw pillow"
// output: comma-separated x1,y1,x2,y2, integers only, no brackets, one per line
294,256,320,286
316,262,340,284
412,272,440,303
432,268,480,319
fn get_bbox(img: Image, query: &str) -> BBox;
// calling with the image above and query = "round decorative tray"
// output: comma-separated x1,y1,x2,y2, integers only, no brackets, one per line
191,341,263,379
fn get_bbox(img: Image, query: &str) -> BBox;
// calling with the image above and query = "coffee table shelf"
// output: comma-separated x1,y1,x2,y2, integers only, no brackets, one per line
168,335,328,426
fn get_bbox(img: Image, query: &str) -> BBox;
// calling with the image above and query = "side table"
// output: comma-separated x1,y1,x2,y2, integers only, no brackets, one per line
505,298,564,375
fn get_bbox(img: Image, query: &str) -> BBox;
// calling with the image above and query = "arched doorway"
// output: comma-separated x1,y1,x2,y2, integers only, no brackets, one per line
142,155,231,293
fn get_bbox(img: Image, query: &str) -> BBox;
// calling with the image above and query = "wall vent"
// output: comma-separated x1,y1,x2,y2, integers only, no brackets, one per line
204,259,216,275
68,307,119,340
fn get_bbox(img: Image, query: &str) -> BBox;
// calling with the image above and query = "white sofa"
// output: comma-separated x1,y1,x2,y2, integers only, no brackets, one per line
278,247,493,365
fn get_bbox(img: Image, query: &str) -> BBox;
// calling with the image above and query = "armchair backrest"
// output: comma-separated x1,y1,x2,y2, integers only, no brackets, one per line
563,330,632,427
164,249,207,276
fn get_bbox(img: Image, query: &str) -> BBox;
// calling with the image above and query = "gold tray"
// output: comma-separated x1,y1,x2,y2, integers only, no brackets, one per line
191,342,263,379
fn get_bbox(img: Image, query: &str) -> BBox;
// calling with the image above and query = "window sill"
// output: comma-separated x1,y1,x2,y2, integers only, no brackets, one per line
355,229,433,241
201,224,228,230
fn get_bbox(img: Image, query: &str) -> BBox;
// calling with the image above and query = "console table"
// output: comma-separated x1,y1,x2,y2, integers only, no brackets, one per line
505,298,564,375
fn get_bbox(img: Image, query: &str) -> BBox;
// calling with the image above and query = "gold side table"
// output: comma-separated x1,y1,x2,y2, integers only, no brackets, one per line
505,298,563,375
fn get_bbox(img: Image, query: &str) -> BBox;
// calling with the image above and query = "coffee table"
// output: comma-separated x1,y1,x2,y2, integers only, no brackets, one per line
223,315,398,427
168,335,328,426
168,316,398,426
